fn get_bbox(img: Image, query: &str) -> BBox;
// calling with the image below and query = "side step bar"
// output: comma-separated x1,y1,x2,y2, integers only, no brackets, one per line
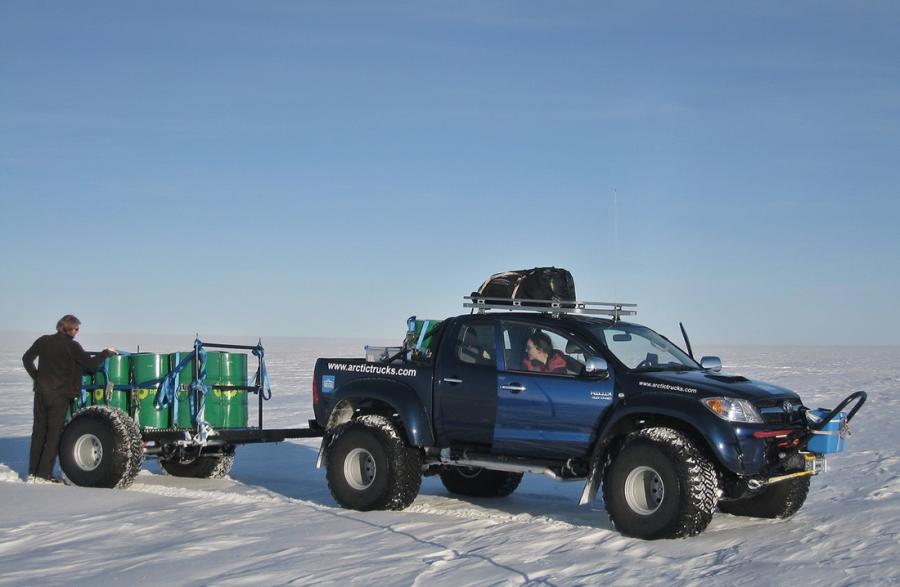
438,449,582,482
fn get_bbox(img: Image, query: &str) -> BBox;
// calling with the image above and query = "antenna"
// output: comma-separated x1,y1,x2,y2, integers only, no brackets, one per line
613,189,618,300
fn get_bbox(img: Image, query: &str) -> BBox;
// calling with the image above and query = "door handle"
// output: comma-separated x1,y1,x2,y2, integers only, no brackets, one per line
443,377,463,384
500,383,526,393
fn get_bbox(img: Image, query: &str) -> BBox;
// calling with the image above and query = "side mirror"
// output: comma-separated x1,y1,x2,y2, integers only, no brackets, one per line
700,356,722,372
584,356,610,378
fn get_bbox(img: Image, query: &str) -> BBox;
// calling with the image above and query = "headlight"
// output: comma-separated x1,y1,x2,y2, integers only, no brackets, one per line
701,397,763,423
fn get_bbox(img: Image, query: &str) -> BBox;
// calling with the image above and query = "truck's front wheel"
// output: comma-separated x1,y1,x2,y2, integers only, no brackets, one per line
326,415,421,511
718,476,810,519
603,427,719,539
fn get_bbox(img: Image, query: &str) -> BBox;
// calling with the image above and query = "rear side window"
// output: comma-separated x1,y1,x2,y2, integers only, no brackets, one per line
455,324,496,367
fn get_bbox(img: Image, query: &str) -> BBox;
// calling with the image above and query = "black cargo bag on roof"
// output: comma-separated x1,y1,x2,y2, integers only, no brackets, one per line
473,267,576,306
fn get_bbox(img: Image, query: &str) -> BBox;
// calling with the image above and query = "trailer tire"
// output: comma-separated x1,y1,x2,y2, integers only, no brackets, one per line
439,467,523,498
718,476,810,519
160,449,235,479
326,415,421,511
59,406,144,489
602,427,719,539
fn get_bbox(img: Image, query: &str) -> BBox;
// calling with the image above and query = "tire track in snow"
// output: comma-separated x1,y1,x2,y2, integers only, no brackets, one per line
129,478,568,585
3,463,600,533
127,476,601,533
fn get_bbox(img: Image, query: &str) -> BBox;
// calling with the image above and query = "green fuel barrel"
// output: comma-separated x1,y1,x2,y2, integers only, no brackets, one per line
170,352,195,429
73,373,93,411
132,353,170,429
93,355,130,412
67,374,94,420
203,352,248,429
226,352,249,428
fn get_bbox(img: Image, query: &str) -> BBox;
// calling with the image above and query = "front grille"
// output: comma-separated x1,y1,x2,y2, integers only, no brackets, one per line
756,398,804,425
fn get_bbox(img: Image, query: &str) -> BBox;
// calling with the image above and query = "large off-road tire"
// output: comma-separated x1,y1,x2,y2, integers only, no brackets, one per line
439,466,523,498
59,406,144,489
326,414,422,511
160,449,236,479
603,427,719,539
718,476,810,519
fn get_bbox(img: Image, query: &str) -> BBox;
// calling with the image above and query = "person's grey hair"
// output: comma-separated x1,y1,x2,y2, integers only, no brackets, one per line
56,314,81,334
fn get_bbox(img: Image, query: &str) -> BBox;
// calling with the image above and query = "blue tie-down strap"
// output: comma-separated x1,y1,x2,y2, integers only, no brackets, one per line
195,339,208,385
252,342,272,400
155,352,195,410
154,371,178,411
154,341,209,425
190,380,209,423
192,339,210,423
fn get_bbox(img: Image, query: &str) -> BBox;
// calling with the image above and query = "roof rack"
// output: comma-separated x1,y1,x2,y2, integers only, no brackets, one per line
463,296,637,321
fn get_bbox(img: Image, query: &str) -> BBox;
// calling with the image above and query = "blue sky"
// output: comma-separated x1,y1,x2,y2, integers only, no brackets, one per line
1,1,898,345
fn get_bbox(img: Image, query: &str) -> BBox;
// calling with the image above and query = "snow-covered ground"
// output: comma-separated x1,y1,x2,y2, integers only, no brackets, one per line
1,333,898,586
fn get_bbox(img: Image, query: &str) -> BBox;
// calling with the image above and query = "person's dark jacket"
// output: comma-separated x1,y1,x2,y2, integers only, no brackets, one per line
23,333,111,398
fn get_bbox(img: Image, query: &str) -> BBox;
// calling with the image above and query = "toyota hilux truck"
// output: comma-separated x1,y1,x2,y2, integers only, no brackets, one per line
312,296,865,539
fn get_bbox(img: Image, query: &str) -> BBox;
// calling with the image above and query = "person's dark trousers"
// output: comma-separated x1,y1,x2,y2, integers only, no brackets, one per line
29,391,71,479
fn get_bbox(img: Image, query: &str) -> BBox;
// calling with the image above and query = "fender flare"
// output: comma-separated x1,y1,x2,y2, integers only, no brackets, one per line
324,377,435,448
579,393,741,505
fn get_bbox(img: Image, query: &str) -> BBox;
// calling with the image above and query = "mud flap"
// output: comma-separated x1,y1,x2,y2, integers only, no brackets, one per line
579,431,616,505
316,436,329,469
579,465,600,505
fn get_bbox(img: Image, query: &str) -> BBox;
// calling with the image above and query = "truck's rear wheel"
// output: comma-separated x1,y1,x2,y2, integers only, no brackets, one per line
603,427,719,539
59,406,144,489
326,415,421,511
718,476,810,518
439,466,523,498
160,449,235,479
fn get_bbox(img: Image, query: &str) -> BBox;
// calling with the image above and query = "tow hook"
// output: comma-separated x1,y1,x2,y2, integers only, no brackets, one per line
750,454,824,490
747,478,766,490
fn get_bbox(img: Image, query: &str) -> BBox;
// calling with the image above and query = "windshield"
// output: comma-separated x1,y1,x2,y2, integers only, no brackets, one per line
587,323,700,371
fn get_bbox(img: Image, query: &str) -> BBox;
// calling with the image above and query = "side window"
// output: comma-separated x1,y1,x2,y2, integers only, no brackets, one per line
502,323,587,376
455,324,496,367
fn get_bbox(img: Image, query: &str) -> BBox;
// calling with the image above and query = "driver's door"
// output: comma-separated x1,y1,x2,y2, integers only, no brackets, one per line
492,321,615,459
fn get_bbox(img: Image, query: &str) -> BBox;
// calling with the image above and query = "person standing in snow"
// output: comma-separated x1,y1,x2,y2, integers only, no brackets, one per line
22,315,117,482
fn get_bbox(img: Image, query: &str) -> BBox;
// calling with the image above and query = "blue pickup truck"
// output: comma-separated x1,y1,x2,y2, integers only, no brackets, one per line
312,296,864,539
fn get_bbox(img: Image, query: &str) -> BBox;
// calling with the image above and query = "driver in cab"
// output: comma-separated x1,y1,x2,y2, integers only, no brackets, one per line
523,331,567,374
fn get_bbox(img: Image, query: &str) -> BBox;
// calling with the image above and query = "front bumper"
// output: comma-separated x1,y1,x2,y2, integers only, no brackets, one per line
729,425,807,476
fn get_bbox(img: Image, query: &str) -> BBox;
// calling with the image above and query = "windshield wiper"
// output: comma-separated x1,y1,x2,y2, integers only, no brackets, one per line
633,364,698,373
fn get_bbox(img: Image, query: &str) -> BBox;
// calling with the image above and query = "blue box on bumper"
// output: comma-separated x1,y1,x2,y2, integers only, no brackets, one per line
807,409,847,454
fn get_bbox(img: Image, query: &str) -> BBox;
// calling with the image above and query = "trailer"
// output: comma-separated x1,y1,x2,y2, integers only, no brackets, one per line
58,338,323,488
